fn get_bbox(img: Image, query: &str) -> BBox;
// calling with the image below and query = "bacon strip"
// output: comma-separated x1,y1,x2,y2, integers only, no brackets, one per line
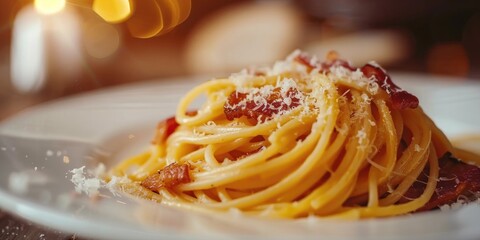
294,52,419,110
224,87,301,122
402,152,480,211
151,111,197,145
141,163,191,192
151,116,180,145
360,64,419,110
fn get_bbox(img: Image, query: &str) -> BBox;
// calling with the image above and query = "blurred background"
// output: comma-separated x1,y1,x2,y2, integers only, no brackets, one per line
1,0,480,120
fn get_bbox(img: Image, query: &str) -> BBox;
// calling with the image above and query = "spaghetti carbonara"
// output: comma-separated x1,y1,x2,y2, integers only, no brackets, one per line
111,50,480,219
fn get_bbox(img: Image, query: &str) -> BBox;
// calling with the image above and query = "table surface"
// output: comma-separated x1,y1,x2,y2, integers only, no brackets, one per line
0,210,84,240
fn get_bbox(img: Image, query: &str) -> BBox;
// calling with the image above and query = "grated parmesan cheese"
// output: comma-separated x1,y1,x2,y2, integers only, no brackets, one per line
366,77,380,95
329,66,351,80
268,56,308,76
360,93,371,104
356,128,367,145
350,68,365,82
227,76,306,120
414,144,423,152
70,166,103,197
69,164,125,197
229,68,252,92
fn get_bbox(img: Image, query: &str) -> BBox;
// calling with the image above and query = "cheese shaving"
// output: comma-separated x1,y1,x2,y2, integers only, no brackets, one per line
69,164,125,197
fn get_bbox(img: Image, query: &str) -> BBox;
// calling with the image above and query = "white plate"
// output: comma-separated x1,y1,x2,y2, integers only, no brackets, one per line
0,74,480,240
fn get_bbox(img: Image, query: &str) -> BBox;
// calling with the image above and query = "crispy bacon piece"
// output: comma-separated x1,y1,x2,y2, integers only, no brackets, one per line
141,163,191,192
151,116,179,145
402,152,480,211
360,64,418,110
224,87,301,122
294,52,418,110
151,111,197,145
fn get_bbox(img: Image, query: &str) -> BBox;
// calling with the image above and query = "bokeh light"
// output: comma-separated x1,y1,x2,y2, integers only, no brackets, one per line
10,5,82,94
84,22,121,59
11,6,46,93
89,0,191,38
93,0,132,23
126,0,164,38
34,0,66,15
125,0,191,38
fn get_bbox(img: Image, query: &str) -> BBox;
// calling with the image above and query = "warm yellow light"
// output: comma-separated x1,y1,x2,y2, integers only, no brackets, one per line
34,0,66,15
93,0,132,23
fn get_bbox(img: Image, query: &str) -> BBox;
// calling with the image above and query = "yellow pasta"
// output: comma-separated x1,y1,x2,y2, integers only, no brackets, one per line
110,50,480,219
